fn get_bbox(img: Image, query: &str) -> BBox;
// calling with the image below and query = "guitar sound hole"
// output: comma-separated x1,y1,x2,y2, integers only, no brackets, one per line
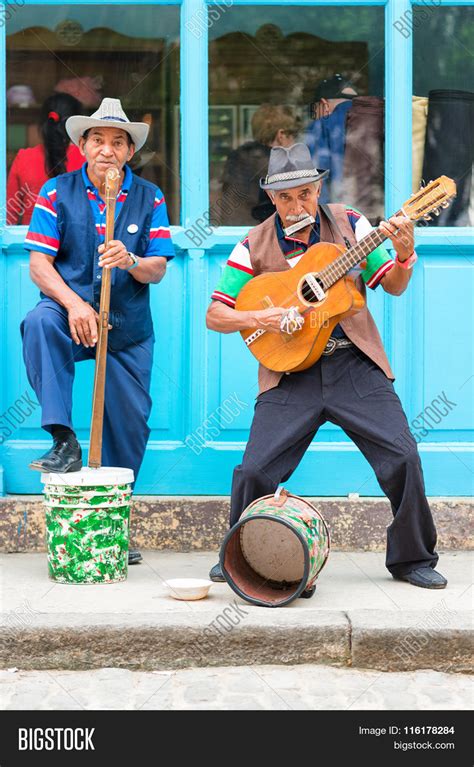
301,276,325,303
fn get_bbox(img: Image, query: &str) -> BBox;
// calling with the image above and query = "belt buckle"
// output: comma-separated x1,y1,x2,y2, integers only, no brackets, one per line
323,338,337,355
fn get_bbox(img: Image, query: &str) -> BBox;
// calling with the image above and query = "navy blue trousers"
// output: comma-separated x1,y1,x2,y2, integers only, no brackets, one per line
230,346,439,578
20,298,154,486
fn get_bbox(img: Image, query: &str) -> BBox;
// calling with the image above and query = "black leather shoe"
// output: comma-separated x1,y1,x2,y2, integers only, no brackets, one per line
209,563,225,582
393,567,447,589
299,585,316,599
29,436,82,473
128,550,142,565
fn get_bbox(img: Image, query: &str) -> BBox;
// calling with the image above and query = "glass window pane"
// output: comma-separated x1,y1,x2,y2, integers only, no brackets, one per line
209,6,385,226
413,5,474,226
6,5,180,224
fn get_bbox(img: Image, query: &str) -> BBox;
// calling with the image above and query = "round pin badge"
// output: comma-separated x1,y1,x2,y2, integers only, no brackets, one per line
127,224,139,234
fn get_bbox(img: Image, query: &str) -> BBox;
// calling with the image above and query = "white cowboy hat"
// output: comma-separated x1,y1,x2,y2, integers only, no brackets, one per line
66,97,149,151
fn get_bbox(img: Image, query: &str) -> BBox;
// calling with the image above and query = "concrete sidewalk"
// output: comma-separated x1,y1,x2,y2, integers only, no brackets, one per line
1,551,472,673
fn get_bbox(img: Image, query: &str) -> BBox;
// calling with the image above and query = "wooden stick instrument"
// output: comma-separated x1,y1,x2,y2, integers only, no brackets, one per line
88,166,120,468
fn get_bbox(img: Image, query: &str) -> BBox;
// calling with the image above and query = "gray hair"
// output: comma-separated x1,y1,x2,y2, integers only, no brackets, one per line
268,180,322,202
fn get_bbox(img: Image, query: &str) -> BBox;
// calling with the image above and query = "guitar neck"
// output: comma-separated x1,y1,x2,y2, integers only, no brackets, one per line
321,208,403,288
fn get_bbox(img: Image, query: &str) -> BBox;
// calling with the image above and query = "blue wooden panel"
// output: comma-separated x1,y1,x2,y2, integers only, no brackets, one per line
206,248,259,435
0,0,473,497
4,255,44,434
1,240,472,496
148,256,187,436
422,258,474,432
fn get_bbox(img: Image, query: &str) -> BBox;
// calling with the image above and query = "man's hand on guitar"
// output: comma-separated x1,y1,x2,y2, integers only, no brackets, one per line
253,307,287,333
379,215,415,261
68,300,112,348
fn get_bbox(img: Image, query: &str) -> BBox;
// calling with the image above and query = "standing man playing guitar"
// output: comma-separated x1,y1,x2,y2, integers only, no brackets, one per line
207,143,446,592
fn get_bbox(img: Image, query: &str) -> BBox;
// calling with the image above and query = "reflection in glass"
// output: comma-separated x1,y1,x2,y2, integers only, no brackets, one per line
209,7,385,226
7,92,85,225
215,104,301,225
6,5,180,224
413,6,474,226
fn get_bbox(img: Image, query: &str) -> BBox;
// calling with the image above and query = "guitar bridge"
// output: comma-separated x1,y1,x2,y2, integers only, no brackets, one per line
245,328,266,347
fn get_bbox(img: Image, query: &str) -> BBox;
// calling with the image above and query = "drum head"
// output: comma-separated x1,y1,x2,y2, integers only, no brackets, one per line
221,492,329,607
240,518,305,584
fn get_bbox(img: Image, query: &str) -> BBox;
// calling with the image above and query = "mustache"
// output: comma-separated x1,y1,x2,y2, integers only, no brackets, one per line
286,213,311,222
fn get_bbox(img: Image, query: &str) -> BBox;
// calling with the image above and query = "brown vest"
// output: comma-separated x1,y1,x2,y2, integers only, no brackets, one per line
247,206,395,395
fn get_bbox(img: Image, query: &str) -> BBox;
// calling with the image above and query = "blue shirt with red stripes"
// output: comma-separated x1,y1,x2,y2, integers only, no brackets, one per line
25,163,174,260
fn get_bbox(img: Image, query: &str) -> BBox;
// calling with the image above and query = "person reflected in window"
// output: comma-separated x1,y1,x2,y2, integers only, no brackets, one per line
216,104,301,226
7,93,85,225
304,74,357,204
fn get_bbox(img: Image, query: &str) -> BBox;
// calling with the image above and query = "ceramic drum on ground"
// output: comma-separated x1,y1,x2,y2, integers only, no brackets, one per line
41,467,134,584
220,489,330,607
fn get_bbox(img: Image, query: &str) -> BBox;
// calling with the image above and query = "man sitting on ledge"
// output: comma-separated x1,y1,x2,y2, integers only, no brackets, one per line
21,98,175,566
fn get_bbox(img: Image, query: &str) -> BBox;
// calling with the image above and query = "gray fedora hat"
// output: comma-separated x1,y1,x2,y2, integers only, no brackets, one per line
260,143,329,191
66,97,149,151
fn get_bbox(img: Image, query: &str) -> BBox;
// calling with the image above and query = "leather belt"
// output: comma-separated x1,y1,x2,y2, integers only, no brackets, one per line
322,337,354,355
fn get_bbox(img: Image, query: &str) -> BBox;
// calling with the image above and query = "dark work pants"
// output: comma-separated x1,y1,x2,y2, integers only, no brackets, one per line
230,347,439,577
20,298,154,487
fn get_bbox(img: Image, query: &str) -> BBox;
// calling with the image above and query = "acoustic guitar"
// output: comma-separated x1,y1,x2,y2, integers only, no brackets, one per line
235,176,456,373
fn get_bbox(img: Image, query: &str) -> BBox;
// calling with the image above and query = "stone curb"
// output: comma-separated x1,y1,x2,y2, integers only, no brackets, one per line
0,611,350,671
348,610,473,674
1,610,471,673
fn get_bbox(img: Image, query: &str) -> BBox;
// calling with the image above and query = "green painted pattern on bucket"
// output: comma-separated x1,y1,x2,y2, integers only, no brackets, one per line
44,483,132,584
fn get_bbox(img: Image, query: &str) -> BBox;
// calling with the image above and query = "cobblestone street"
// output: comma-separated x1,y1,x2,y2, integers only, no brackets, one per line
1,666,472,711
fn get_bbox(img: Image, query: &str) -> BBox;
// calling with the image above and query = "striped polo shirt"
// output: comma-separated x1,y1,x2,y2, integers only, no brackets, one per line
25,163,174,260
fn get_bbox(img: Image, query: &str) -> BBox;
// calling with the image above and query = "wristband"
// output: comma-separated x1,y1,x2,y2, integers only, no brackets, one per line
395,251,417,270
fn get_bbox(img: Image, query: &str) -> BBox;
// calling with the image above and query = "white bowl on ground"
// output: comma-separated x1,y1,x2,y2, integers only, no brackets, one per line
164,578,213,601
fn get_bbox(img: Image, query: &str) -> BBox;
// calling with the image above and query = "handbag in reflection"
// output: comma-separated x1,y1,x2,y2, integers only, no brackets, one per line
342,96,385,224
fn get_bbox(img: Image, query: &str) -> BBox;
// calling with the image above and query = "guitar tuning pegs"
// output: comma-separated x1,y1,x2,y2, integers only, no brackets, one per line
423,214,432,221
433,208,440,216
441,201,450,208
